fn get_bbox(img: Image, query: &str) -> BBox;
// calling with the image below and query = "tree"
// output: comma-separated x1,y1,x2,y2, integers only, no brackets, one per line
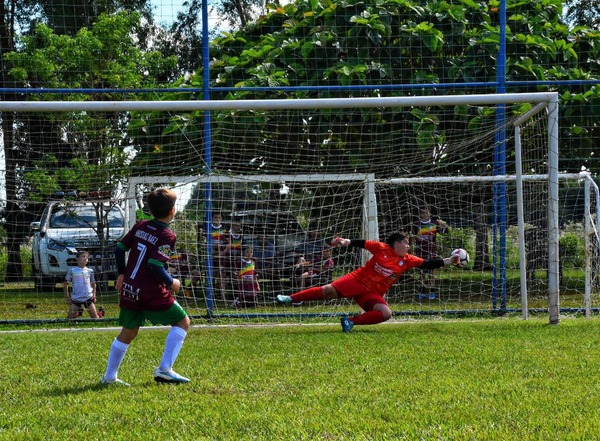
2,11,178,280
564,0,600,28
178,0,600,175
32,0,154,35
215,0,267,30
0,0,37,281
161,0,205,76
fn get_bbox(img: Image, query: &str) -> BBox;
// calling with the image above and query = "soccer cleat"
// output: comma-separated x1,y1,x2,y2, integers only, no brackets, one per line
100,376,130,386
154,368,191,384
341,317,354,333
97,306,105,318
276,294,293,304
428,293,436,300
418,293,427,300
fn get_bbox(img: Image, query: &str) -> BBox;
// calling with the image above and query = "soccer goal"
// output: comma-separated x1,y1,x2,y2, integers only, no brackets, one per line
2,92,598,325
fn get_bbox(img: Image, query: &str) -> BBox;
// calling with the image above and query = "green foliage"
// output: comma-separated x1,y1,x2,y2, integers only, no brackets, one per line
505,225,523,269
437,227,476,258
5,11,179,197
436,225,588,270
193,0,600,176
24,152,131,201
0,246,32,280
170,212,201,258
6,12,177,90
560,222,587,268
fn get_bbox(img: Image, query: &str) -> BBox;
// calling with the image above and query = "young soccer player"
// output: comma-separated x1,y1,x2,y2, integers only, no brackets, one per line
101,188,191,386
63,250,103,319
277,233,460,332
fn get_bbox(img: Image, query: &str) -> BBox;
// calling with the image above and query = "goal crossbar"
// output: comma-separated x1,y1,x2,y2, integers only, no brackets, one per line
0,92,558,112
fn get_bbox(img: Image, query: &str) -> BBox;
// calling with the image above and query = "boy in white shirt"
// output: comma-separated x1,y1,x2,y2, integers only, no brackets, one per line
64,250,103,319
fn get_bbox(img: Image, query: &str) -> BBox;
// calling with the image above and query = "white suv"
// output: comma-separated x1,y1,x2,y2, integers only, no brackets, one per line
30,201,125,290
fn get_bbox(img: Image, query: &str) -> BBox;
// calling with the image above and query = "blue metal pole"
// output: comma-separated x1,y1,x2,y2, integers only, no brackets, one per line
493,0,508,314
202,0,215,316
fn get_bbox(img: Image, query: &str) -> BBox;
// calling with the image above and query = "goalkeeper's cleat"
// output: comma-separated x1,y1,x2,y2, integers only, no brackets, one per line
428,293,436,300
276,294,293,304
341,316,354,333
154,368,191,384
100,376,130,386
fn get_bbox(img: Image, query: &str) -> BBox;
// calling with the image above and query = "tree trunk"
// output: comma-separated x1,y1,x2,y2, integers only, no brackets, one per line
1,0,23,282
4,218,23,282
474,202,492,271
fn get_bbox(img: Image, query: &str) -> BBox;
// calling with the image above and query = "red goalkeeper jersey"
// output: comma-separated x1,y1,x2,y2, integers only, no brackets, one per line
348,240,424,295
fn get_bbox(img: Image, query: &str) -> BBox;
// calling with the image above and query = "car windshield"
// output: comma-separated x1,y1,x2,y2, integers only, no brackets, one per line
49,205,124,228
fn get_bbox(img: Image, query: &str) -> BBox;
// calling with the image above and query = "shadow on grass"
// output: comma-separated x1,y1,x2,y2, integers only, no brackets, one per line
43,381,114,397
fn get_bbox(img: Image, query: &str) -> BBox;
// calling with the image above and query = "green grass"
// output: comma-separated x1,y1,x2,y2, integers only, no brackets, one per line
2,318,600,440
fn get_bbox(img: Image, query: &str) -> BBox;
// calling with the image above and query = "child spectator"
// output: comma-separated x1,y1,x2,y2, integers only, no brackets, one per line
231,245,260,308
298,244,334,290
207,211,228,298
411,205,450,299
224,218,244,259
224,218,244,288
63,250,103,319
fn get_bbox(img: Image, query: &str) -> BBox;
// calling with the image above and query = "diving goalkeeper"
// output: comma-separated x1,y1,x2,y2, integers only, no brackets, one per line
277,232,460,332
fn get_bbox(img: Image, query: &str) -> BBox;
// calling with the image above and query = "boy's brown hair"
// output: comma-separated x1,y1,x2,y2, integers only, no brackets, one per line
147,188,177,219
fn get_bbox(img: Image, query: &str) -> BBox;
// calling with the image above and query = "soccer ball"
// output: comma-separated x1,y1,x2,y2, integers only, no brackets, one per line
451,248,470,267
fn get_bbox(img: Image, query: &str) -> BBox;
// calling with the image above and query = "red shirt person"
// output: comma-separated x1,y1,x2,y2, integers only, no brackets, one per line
277,232,460,332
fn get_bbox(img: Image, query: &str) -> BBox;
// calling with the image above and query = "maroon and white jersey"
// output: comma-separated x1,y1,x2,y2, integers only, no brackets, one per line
118,219,176,311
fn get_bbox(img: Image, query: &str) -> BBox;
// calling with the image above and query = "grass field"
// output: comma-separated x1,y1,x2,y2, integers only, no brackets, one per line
2,317,600,440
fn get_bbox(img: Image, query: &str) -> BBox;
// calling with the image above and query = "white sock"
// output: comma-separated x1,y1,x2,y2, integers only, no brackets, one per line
158,326,187,371
104,338,129,380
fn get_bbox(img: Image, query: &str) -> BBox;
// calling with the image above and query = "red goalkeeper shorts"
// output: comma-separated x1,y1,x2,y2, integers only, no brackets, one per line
332,274,388,312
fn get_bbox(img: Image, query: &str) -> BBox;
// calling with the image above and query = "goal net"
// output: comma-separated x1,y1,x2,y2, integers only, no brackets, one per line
2,93,598,325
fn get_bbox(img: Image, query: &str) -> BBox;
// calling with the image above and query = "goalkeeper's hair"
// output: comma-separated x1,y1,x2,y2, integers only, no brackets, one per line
385,232,408,248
